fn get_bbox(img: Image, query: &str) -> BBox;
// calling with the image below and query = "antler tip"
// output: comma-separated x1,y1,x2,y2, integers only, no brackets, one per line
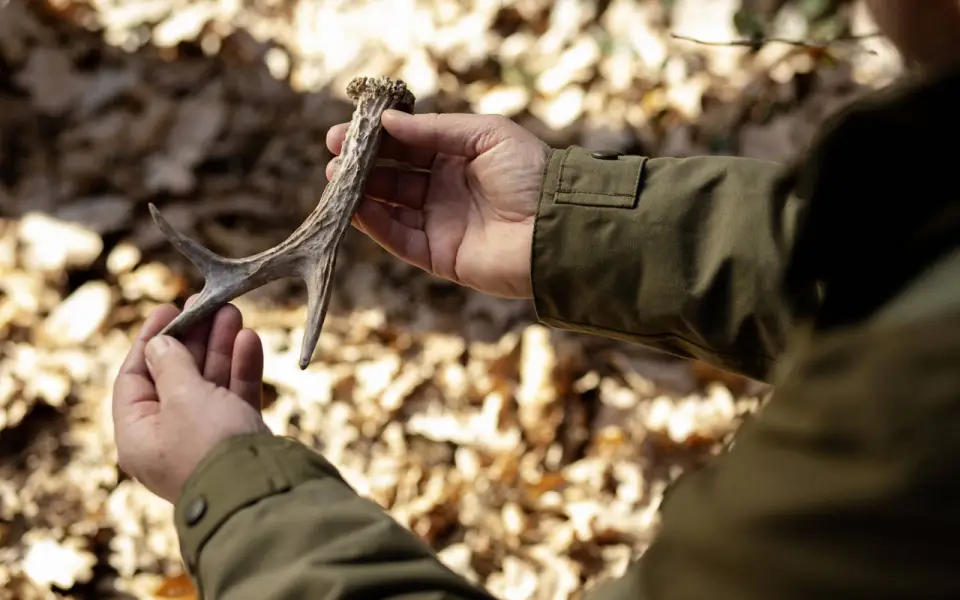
147,202,162,223
298,322,323,371
148,202,169,227
298,336,318,370
148,202,177,235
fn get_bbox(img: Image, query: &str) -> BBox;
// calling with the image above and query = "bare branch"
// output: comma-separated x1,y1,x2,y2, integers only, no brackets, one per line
150,75,416,369
670,31,883,50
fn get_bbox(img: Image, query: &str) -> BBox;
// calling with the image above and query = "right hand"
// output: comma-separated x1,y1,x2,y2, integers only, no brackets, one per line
325,110,552,299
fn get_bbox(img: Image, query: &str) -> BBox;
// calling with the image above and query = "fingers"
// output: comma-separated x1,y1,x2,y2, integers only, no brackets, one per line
326,122,435,169
325,111,510,165
113,304,181,422
146,297,241,389
118,304,181,379
381,111,510,160
230,329,264,412
124,300,252,399
325,160,429,209
353,200,432,272
179,294,214,372
144,335,204,400
202,304,243,389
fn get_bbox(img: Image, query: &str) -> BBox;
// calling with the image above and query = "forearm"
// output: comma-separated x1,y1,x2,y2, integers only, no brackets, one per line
175,434,496,600
531,147,813,382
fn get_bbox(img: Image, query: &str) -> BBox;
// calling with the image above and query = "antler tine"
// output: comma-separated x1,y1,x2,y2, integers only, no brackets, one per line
150,75,416,369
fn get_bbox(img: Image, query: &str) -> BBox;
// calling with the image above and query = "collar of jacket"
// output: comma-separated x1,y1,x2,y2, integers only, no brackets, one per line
780,63,960,330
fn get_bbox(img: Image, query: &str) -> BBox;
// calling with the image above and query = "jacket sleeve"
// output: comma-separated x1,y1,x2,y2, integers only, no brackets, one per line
580,295,960,600
174,433,498,600
531,146,815,382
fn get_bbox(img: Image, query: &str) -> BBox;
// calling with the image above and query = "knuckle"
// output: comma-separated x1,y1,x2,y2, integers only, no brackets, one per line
429,112,442,137
473,116,508,153
216,302,242,325
488,114,511,128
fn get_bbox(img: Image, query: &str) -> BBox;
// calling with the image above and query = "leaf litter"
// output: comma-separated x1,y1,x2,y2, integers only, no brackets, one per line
0,0,899,598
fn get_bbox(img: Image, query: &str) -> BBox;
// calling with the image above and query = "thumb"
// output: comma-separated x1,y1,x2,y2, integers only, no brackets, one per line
145,335,202,399
380,110,510,159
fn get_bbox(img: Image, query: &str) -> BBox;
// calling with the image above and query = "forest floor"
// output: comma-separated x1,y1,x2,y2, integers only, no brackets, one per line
0,1,901,598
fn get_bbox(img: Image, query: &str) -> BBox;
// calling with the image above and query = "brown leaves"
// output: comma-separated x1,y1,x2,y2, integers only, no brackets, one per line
0,1,895,599
15,47,91,116
147,82,227,195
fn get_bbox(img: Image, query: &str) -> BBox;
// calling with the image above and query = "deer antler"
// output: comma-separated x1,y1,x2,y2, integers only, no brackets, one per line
148,75,416,369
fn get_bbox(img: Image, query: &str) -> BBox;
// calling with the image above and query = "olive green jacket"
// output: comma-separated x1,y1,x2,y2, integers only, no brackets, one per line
172,66,960,599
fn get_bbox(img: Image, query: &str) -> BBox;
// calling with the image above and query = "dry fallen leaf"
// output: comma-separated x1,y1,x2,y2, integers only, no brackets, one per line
153,573,198,600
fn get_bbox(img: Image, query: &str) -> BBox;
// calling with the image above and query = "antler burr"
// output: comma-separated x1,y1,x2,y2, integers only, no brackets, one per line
148,76,416,369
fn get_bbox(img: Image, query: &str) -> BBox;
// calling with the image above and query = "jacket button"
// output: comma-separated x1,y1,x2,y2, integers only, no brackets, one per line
184,496,207,527
590,149,622,160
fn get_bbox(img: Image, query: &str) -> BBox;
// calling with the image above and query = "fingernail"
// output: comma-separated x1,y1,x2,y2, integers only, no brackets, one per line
145,335,171,368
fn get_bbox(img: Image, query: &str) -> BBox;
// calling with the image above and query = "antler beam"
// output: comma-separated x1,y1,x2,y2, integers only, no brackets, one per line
149,76,416,369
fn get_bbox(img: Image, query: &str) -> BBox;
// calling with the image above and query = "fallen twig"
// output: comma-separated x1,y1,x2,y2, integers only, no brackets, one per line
670,31,883,50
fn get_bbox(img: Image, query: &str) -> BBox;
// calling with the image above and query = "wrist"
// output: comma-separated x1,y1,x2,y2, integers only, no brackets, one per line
173,431,277,505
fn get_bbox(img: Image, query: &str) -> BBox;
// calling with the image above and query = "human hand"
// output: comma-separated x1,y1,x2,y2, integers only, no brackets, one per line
112,298,269,504
326,110,552,299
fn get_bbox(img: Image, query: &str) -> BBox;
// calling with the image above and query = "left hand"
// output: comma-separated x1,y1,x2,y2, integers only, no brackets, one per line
112,298,270,504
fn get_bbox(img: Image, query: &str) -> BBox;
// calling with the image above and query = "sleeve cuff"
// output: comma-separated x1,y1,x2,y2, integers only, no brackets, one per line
531,145,797,381
542,146,647,208
531,145,648,334
173,433,346,572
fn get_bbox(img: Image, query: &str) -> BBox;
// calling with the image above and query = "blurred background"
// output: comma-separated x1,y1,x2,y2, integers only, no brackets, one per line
0,1,901,598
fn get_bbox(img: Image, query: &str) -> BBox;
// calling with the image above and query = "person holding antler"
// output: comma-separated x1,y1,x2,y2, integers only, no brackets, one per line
112,1,960,598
